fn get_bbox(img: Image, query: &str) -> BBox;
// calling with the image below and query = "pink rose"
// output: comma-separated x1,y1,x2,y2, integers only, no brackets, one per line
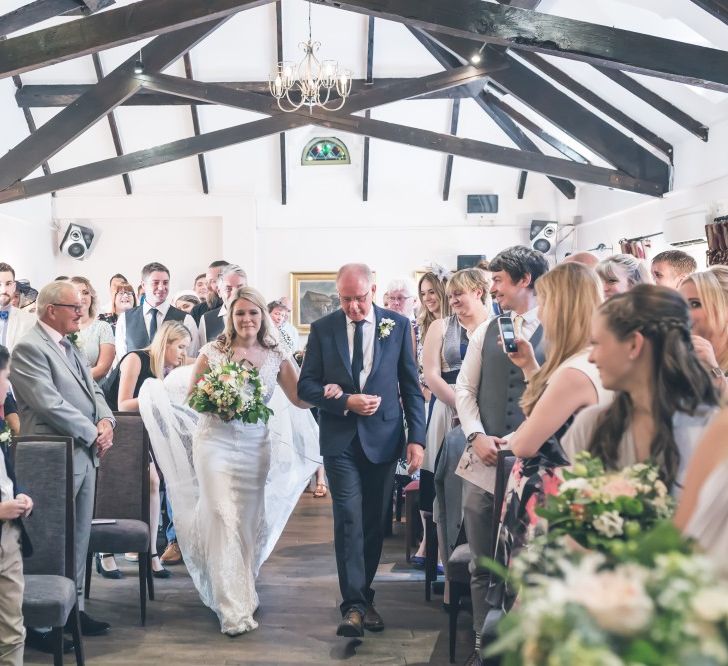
601,477,638,500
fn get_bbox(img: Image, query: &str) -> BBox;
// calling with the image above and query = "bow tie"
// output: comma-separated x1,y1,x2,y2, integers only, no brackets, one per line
0,311,9,321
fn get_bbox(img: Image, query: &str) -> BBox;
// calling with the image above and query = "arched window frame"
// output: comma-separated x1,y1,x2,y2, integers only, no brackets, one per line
301,137,351,166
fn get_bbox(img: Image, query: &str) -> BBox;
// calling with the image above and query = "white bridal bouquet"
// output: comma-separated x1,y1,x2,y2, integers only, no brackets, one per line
487,547,728,666
188,361,273,424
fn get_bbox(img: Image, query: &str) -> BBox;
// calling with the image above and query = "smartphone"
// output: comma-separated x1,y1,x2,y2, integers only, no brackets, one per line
497,315,518,353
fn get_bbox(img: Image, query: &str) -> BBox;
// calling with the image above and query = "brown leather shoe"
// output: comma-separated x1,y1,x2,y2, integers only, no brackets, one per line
363,605,384,632
336,608,364,637
160,541,183,565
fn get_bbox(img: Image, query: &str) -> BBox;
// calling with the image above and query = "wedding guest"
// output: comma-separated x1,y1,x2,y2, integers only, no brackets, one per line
268,299,295,352
385,279,417,320
198,265,247,346
0,262,35,352
174,292,200,314
69,277,115,381
562,285,719,495
99,273,129,315
115,262,198,360
417,269,490,569
501,263,610,558
98,281,136,334
454,246,548,663
0,344,33,666
679,266,728,396
674,407,728,574
596,253,652,299
276,296,300,351
191,260,229,324
97,321,193,580
417,270,450,394
651,250,697,289
563,251,600,269
193,273,208,301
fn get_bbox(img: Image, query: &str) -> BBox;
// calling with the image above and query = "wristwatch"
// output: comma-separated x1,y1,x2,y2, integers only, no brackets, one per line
709,366,725,380
466,432,482,443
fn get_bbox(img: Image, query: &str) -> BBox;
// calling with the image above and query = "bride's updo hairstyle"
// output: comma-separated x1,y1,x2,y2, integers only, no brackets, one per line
217,286,278,351
587,284,717,488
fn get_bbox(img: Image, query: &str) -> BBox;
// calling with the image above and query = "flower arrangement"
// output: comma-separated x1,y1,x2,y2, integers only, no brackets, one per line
537,452,674,558
188,361,273,424
486,542,728,666
378,318,395,340
0,423,12,447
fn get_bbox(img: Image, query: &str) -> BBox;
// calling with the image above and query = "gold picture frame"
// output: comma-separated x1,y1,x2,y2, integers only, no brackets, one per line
290,272,339,333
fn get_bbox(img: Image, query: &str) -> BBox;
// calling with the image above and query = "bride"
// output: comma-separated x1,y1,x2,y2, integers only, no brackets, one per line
138,286,325,635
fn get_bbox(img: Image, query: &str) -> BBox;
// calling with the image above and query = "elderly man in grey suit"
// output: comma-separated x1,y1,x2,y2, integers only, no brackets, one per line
10,281,114,650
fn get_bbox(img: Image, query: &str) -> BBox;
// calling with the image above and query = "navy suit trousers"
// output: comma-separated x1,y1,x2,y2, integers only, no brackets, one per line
324,435,397,615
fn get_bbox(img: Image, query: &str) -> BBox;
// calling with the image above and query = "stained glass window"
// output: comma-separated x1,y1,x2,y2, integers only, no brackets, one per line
301,137,351,165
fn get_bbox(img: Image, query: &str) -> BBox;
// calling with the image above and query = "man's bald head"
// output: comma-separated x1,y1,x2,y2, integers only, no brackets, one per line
563,252,600,269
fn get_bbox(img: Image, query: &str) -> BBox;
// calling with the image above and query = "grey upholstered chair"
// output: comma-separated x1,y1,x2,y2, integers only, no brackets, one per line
84,412,152,625
14,436,85,666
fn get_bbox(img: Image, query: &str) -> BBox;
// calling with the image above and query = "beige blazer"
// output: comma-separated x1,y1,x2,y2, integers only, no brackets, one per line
4,306,36,351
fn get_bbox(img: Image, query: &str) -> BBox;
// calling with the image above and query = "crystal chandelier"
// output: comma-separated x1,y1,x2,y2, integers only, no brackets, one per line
269,2,352,114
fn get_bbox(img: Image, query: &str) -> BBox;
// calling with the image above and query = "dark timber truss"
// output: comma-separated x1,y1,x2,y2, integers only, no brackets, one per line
0,0,723,204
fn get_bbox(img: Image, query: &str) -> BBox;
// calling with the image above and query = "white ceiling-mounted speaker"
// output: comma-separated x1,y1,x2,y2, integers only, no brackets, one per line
530,220,558,255
663,209,709,248
59,223,94,260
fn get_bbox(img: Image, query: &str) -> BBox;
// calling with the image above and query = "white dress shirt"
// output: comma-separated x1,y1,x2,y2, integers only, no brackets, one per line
346,306,376,391
197,304,226,348
115,300,198,359
455,307,540,438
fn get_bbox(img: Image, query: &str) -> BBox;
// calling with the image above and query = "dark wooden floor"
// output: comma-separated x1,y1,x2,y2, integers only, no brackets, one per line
26,493,472,665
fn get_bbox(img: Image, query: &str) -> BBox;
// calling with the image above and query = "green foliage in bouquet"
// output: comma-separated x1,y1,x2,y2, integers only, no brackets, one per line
188,361,274,424
536,452,674,558
485,527,728,666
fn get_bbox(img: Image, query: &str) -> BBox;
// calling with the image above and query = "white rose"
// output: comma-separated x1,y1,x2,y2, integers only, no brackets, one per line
559,477,593,494
592,510,624,538
692,588,728,623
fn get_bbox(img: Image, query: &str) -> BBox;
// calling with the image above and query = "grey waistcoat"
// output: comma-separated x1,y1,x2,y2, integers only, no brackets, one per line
125,304,186,352
477,317,545,438
202,307,225,343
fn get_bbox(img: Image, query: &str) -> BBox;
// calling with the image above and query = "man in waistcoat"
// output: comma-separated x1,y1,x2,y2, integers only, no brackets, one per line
190,260,229,324
455,246,549,666
114,262,198,360
197,264,247,347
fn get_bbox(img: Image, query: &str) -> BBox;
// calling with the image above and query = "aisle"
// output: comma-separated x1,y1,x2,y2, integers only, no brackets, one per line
26,494,470,665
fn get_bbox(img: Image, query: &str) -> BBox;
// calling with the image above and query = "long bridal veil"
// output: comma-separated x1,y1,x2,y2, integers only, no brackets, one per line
138,364,322,584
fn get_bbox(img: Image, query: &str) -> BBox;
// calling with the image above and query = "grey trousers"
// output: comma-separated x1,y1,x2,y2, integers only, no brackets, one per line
0,523,24,666
462,480,494,633
73,455,96,610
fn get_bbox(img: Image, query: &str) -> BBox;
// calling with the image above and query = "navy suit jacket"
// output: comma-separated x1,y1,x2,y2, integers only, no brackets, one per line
0,443,33,557
298,305,426,464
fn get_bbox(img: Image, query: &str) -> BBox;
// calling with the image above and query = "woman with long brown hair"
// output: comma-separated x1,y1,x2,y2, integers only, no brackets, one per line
563,284,719,493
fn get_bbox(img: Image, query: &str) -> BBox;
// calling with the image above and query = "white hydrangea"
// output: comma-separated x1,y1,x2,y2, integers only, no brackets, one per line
592,510,624,538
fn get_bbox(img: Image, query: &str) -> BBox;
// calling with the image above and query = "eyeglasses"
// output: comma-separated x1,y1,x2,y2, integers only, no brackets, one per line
387,295,413,303
339,291,370,304
52,303,83,314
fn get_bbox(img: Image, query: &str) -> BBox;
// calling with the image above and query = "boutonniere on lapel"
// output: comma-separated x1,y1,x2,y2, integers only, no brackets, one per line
0,423,12,446
378,318,396,340
66,332,79,348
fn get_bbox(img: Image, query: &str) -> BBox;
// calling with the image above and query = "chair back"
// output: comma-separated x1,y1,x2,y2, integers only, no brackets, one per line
490,449,516,557
12,436,75,578
94,412,150,524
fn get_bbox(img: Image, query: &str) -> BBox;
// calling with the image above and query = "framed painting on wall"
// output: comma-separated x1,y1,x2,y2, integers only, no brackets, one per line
290,272,340,333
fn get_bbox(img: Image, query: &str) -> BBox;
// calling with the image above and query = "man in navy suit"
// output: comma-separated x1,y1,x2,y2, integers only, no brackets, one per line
298,263,426,637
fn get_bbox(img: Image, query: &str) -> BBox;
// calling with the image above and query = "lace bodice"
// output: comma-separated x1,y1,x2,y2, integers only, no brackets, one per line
200,342,286,404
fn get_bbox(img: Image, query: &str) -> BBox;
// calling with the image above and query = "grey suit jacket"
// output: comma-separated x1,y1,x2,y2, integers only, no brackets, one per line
10,323,113,469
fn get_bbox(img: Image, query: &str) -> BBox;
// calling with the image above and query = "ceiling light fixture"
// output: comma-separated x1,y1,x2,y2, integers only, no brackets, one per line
269,1,352,114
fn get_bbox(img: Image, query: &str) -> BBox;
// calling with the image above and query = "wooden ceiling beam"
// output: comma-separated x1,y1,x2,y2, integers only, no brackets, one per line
0,0,275,79
275,1,286,205
310,0,728,92
183,53,209,194
689,0,728,26
0,0,112,38
0,19,228,191
516,51,673,161
14,80,479,107
362,16,375,202
595,66,709,141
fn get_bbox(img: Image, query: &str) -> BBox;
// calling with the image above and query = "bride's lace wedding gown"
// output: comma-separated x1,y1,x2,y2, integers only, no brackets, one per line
138,343,321,635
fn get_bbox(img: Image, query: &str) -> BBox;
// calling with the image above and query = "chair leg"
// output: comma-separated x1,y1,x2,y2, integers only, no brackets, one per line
449,584,462,664
51,626,64,666
424,513,438,601
146,551,155,601
138,553,148,626
68,604,85,666
84,552,92,600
